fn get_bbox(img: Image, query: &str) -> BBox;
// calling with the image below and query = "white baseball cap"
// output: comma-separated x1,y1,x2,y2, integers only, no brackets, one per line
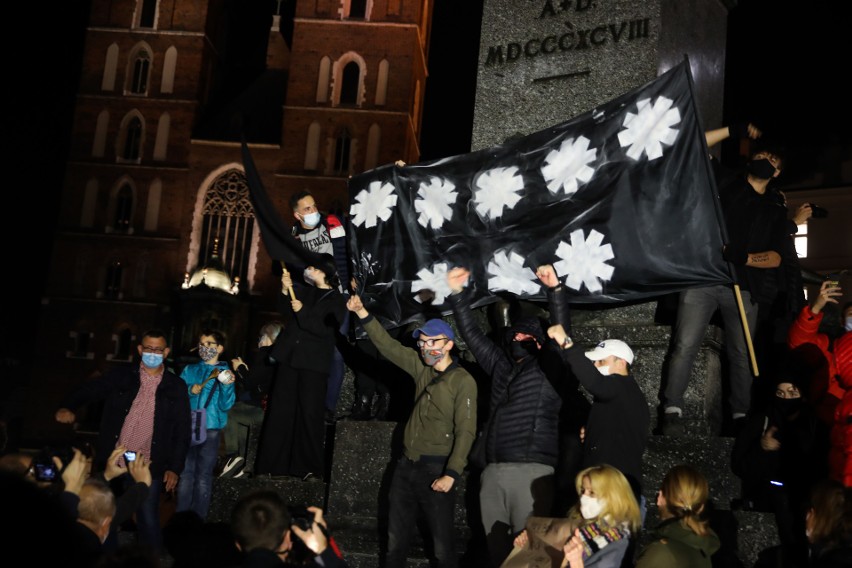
584,339,634,365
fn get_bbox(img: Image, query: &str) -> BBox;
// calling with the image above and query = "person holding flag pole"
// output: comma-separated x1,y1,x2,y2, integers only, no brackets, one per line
660,122,789,437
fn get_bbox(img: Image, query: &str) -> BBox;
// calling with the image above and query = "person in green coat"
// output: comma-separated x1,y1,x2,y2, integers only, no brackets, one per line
633,464,720,568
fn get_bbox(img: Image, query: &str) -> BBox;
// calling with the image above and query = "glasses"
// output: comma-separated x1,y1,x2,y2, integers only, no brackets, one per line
142,346,166,354
199,341,219,348
417,337,448,348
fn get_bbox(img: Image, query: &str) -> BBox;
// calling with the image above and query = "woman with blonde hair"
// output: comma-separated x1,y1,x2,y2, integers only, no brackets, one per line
632,464,720,567
510,464,641,568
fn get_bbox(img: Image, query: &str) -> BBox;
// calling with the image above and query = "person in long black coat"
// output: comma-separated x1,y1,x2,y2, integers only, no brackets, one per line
255,254,347,480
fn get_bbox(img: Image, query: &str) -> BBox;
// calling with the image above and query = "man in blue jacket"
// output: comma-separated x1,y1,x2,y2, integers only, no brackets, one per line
56,329,190,554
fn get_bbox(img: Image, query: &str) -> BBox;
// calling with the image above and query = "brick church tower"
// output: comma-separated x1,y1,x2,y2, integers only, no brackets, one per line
25,0,434,442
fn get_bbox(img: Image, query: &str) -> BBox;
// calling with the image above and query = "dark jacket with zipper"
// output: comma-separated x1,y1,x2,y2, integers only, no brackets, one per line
59,363,191,479
448,287,566,467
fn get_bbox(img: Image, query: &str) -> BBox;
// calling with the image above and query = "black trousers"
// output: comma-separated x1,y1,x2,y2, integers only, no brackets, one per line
385,457,458,568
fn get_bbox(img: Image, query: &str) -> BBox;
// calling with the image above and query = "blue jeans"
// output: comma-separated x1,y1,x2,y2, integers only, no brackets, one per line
385,457,458,568
664,285,758,416
176,428,221,519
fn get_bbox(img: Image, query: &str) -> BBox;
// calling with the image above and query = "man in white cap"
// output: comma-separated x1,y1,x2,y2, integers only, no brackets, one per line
549,327,649,502
539,266,650,504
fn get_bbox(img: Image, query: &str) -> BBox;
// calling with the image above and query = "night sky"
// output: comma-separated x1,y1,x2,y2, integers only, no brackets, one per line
4,0,849,359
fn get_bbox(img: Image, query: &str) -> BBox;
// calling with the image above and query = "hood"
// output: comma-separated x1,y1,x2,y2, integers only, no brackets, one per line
653,518,721,558
503,315,546,346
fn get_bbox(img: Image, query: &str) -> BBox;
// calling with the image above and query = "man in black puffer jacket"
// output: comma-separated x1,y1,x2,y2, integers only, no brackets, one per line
446,267,585,567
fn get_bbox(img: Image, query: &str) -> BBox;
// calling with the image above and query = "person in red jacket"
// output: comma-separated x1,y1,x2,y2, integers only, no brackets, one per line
787,280,848,427
833,333,852,486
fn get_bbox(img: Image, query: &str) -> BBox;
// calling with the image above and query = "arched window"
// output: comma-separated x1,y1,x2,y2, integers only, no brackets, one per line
104,261,123,300
348,0,367,19
129,48,151,95
196,169,256,285
137,0,157,29
114,184,133,232
109,328,134,361
107,177,136,234
118,112,145,162
334,128,352,174
340,61,360,105
69,330,94,359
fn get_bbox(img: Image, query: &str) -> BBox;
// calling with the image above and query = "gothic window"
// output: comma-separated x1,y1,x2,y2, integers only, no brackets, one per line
108,328,133,361
197,169,256,285
69,330,93,359
340,61,360,105
104,261,123,300
334,128,352,174
348,0,367,19
118,113,144,162
137,0,157,29
129,48,151,95
114,184,133,232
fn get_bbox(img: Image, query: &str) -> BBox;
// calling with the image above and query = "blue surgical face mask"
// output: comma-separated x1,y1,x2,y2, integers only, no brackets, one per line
303,212,321,228
141,353,164,368
845,316,852,332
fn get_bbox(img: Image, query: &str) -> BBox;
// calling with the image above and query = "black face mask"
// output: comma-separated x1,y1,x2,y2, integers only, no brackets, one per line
771,396,803,420
510,340,539,360
747,158,777,180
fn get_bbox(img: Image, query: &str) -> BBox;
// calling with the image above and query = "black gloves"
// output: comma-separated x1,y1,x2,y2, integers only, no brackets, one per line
729,123,750,138
722,245,748,265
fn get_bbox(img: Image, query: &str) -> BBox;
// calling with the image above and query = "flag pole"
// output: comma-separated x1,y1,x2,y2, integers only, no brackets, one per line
281,261,297,300
733,284,759,375
682,55,759,377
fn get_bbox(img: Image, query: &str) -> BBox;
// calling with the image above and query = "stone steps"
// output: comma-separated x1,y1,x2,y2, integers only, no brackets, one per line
207,300,780,566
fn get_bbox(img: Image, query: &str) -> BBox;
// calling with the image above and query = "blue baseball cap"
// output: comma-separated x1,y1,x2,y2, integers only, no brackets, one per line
412,319,455,341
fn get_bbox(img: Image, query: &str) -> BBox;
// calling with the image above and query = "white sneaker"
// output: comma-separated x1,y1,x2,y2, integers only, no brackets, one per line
219,456,245,478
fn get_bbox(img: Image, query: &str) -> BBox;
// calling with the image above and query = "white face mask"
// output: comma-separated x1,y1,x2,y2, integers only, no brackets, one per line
844,315,852,332
595,365,610,376
302,211,321,228
580,494,605,519
303,268,316,286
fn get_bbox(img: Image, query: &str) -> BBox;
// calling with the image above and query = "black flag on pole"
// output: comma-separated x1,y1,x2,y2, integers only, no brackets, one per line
240,136,327,271
347,59,732,329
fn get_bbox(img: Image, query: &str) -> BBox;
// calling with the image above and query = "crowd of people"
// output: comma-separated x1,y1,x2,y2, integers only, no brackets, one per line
3,123,852,567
